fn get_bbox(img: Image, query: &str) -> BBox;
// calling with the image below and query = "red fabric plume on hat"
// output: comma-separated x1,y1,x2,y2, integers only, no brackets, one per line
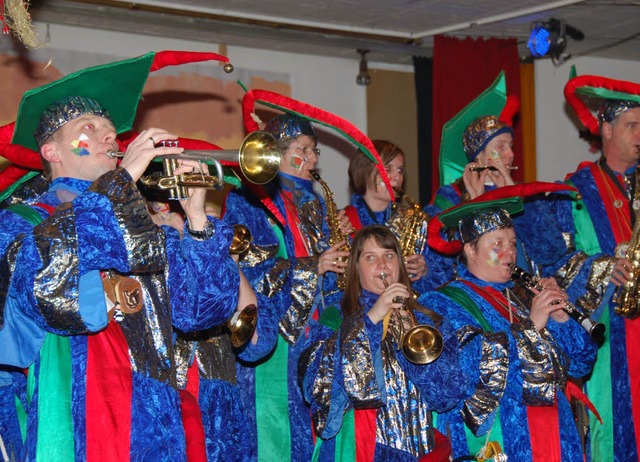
150,50,231,72
241,89,395,201
427,182,577,255
564,75,640,136
499,95,520,126
0,121,43,193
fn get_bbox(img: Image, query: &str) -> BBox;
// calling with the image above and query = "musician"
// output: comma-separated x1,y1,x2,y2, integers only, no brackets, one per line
300,225,466,461
421,199,596,461
0,55,240,461
146,198,273,462
562,77,639,461
345,139,451,292
222,113,348,461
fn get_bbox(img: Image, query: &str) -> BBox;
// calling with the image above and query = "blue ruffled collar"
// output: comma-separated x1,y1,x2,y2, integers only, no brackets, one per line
350,194,392,226
457,265,514,291
49,177,92,195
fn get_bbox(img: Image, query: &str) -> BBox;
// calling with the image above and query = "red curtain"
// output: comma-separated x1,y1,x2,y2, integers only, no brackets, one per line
431,36,523,193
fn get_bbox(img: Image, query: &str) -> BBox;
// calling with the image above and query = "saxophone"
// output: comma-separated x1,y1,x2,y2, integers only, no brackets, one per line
394,189,429,258
310,170,350,289
613,205,640,319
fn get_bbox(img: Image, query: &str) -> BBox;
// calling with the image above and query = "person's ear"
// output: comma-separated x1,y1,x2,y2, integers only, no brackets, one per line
601,122,613,141
463,242,477,261
41,142,62,164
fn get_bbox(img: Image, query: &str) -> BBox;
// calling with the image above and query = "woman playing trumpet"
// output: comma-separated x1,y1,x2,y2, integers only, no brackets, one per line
300,225,466,461
421,199,597,461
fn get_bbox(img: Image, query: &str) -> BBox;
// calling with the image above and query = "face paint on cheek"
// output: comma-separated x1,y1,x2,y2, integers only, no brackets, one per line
70,133,91,156
289,154,307,170
486,248,500,266
488,150,500,161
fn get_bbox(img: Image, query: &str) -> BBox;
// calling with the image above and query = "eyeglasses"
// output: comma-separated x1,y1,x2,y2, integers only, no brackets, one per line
289,145,321,157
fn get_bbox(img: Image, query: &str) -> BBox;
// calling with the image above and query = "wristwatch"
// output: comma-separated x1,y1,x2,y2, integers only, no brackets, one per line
186,220,215,240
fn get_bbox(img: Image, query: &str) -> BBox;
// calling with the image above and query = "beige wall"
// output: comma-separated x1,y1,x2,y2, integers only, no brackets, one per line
366,68,419,201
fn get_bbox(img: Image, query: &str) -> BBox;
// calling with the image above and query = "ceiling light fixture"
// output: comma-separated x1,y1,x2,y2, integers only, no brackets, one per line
527,17,584,66
356,49,371,86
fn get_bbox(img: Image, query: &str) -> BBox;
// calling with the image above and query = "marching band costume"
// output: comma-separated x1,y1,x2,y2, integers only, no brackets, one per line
562,75,640,461
0,53,240,461
421,199,596,461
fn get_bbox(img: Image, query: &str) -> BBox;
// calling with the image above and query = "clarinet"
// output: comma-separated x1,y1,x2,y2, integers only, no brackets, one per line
509,264,605,345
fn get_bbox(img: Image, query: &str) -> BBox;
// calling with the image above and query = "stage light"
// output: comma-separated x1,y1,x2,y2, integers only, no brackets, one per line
527,18,584,65
356,49,371,86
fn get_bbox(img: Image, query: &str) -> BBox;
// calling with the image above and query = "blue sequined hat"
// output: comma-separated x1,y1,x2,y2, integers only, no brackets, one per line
462,115,513,162
34,96,111,147
598,99,640,125
459,207,514,244
264,113,316,143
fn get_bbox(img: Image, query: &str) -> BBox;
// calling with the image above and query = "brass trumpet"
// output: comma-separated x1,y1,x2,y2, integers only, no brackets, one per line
380,272,443,364
227,303,258,348
109,131,282,199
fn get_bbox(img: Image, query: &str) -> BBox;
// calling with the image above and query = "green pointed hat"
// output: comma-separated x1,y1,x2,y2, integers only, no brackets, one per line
439,71,510,186
12,52,157,151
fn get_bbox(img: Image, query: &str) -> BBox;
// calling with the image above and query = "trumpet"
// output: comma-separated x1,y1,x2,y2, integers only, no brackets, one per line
227,303,258,348
108,131,282,199
509,265,605,345
469,165,519,172
379,272,443,364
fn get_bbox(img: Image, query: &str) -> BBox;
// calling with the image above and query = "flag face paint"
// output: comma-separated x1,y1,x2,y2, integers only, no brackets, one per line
290,154,306,170
488,150,500,160
71,133,91,156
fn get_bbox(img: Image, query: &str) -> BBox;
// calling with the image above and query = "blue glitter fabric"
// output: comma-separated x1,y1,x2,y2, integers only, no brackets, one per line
458,207,512,244
564,162,640,461
264,113,317,143
598,99,640,125
348,194,454,293
421,266,596,461
222,172,333,461
462,116,513,162
0,168,240,461
300,289,467,461
0,369,25,461
33,96,111,147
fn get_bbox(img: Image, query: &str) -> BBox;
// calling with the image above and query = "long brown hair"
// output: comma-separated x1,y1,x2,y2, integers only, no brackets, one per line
348,139,404,196
341,225,440,326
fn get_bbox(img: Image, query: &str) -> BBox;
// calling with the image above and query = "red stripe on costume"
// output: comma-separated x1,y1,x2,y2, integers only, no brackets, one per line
588,163,632,243
86,320,132,462
626,318,640,454
527,401,562,462
343,205,363,235
354,409,377,462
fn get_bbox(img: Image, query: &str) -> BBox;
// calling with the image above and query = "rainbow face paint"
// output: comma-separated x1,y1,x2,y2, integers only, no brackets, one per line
70,133,91,156
486,248,500,266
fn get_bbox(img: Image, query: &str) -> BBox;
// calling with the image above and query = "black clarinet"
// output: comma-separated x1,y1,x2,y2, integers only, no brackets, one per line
510,265,605,345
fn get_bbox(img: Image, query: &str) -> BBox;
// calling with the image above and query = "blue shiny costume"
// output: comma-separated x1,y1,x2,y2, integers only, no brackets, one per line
564,160,640,462
0,168,239,461
223,172,333,462
420,266,596,461
300,289,466,461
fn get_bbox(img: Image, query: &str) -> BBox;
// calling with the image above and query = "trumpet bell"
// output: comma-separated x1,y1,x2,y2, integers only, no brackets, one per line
402,325,444,365
228,303,258,348
239,131,282,185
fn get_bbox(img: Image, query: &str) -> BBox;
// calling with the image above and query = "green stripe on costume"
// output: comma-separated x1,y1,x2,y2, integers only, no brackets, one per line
432,194,456,214
256,222,291,461
36,334,74,461
571,193,614,462
436,285,504,453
